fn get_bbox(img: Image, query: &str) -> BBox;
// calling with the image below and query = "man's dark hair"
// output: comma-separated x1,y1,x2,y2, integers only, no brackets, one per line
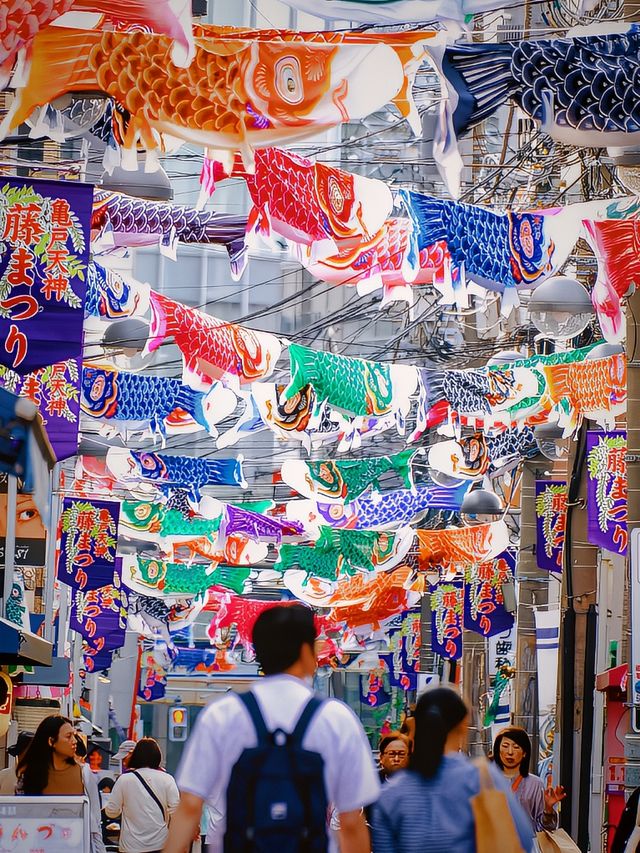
127,737,162,770
493,726,532,777
252,604,317,676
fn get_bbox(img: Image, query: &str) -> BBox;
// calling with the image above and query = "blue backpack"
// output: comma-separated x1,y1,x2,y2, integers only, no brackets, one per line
224,691,329,853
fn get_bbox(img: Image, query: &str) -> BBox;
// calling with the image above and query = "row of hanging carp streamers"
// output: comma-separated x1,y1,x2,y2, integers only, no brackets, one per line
87,173,640,343
82,259,628,446
5,19,640,199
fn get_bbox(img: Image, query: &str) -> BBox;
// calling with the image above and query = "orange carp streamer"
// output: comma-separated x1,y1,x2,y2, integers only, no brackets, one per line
0,0,193,86
417,521,509,571
3,24,435,163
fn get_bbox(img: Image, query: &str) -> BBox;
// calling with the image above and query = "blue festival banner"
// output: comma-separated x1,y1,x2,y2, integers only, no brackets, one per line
82,645,113,674
360,667,392,708
58,499,120,590
430,580,464,660
69,572,128,653
586,430,628,555
138,649,168,702
535,481,567,573
464,550,516,637
0,177,92,374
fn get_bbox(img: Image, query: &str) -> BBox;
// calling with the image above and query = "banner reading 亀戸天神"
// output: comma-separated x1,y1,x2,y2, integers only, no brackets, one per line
0,177,92,374
0,358,82,460
586,430,628,555
535,481,567,573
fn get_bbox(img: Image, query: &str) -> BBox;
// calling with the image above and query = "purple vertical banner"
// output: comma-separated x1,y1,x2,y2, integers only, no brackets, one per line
535,481,567,573
360,667,391,708
464,550,516,637
58,499,120,590
430,580,464,660
586,430,628,555
387,609,420,690
0,358,82,460
70,573,128,653
82,645,113,674
0,177,92,374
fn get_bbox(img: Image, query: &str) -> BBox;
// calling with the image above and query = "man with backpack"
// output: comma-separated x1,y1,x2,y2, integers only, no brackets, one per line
163,605,379,853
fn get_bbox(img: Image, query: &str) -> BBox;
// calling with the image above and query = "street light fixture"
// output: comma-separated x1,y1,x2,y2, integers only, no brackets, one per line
528,276,594,341
460,487,503,525
102,318,149,357
533,420,571,461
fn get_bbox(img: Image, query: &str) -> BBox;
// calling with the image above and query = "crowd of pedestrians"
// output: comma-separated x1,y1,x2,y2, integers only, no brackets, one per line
0,604,577,852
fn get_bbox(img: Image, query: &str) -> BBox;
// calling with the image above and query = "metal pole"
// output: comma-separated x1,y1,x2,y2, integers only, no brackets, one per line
1,475,18,617
57,581,69,658
43,464,61,643
577,604,597,852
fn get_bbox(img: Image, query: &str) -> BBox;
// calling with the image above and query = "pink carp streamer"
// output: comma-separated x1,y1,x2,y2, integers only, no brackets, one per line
295,219,449,305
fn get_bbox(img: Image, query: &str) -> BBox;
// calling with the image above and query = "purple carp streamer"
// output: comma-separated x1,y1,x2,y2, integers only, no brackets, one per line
91,190,248,278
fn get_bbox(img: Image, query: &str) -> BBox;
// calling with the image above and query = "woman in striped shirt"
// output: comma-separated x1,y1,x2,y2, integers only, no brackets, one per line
371,688,534,853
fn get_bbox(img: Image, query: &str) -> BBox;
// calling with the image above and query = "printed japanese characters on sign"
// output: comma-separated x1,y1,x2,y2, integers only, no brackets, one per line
430,580,464,660
58,499,120,590
535,481,567,572
586,430,628,554
464,550,516,637
0,178,92,374
0,358,81,460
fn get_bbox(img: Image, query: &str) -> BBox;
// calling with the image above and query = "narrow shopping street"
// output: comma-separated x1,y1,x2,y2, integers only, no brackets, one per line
0,1,637,851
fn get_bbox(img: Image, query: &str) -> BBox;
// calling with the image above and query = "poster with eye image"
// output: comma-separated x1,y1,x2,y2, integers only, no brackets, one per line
0,473,46,568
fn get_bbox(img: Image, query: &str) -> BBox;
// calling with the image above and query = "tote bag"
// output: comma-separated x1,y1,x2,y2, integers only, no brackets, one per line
471,759,526,853
537,829,580,852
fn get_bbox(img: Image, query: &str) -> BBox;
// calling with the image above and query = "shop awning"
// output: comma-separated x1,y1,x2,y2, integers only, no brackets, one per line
0,618,53,666
596,663,628,695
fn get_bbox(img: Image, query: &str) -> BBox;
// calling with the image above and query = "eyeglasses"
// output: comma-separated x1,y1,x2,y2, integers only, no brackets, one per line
384,751,408,759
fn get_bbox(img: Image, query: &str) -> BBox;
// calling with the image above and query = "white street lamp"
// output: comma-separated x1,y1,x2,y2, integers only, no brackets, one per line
529,276,594,341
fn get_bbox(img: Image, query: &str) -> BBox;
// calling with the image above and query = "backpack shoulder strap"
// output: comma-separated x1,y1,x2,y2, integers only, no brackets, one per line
291,696,324,745
238,690,270,745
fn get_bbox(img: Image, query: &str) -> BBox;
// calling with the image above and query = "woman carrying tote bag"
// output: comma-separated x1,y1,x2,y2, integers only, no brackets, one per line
371,688,534,853
105,738,179,853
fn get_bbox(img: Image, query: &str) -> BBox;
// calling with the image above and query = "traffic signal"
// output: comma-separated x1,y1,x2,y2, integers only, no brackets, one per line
168,706,188,742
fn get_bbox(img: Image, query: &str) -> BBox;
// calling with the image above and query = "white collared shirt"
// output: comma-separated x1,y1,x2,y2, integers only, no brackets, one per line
176,674,380,853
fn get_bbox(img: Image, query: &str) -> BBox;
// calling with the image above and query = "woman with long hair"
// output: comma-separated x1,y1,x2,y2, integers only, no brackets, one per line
371,688,534,853
493,727,565,832
104,737,179,853
17,715,106,852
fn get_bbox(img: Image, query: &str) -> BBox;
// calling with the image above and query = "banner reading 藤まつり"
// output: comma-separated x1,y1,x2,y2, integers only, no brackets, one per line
586,430,628,555
58,498,120,590
535,481,567,573
0,177,92,373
